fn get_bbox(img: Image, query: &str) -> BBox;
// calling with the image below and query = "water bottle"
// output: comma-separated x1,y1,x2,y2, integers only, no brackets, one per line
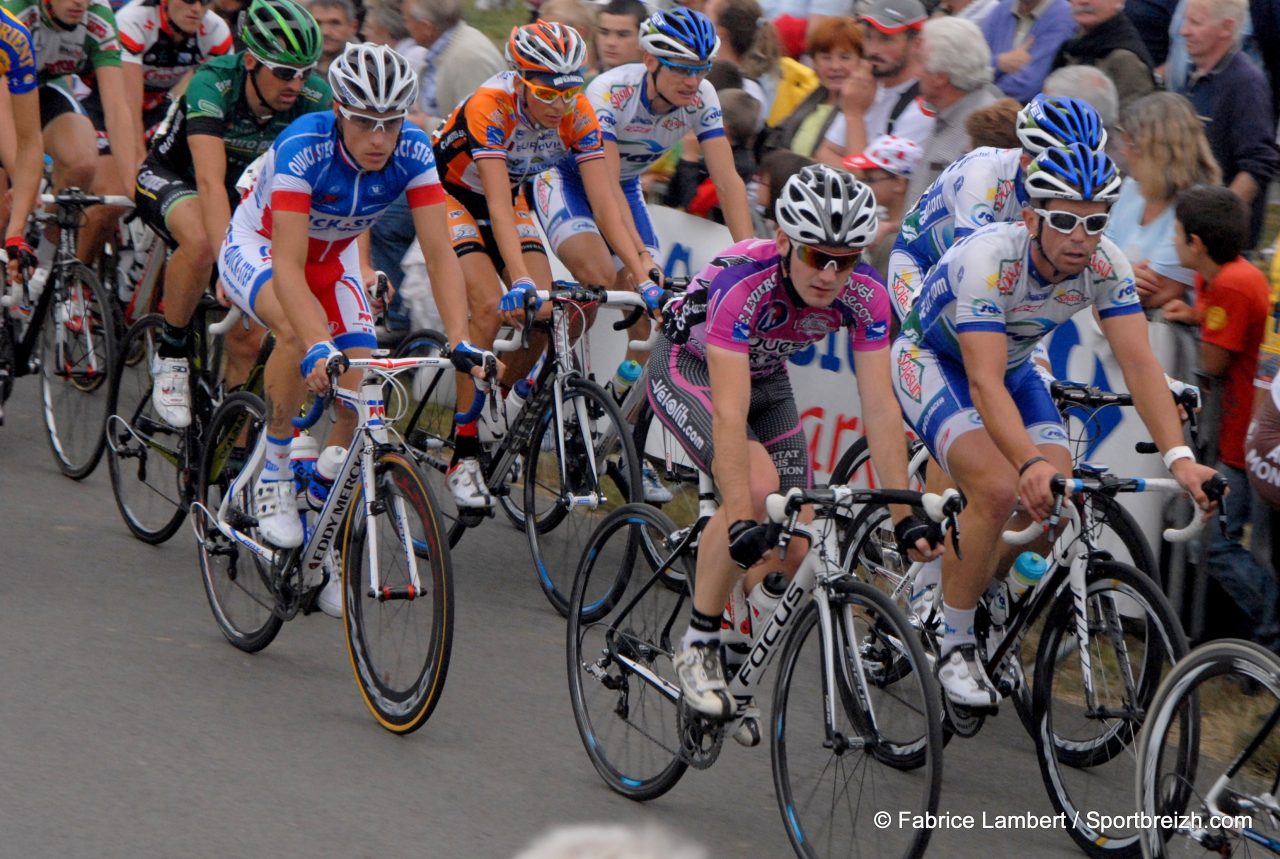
721,578,751,645
504,377,533,429
1008,551,1047,602
609,359,643,404
290,434,319,508
307,445,347,510
747,572,789,629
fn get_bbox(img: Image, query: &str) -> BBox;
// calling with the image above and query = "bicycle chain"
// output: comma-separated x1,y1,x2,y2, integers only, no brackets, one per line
676,701,724,770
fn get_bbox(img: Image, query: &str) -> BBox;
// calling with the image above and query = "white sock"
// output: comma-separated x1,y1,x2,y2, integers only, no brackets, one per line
261,434,292,483
940,602,976,657
681,626,720,650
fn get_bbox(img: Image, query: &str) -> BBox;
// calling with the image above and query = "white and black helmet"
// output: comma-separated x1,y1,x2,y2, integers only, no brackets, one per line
328,43,419,114
775,165,879,249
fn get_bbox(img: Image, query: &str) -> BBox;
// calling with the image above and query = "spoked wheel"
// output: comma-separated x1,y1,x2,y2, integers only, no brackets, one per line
106,314,190,543
632,400,701,531
772,581,943,859
342,450,453,734
525,377,642,617
567,503,693,800
196,391,282,652
1137,639,1280,859
40,262,118,478
1032,559,1189,858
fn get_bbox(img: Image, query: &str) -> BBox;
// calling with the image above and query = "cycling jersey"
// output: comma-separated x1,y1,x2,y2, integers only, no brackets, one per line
667,238,891,379
3,0,121,83
533,63,724,257
433,71,604,195
147,52,331,202
0,7,36,95
888,147,1030,320
902,221,1140,370
116,0,232,112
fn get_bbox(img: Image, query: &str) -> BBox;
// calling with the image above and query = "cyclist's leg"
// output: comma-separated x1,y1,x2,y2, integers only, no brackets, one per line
886,246,925,327
317,261,378,450
534,166,612,337
41,88,96,193
78,139,130,264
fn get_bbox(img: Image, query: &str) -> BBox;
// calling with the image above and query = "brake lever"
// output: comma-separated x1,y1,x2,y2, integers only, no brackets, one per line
948,512,962,560
776,514,797,562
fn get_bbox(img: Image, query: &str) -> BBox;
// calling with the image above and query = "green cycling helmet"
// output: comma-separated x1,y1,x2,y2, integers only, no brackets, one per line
240,0,322,67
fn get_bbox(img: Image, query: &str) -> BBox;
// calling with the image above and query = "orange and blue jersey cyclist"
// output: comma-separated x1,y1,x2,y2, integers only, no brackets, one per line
0,6,45,278
431,20,663,510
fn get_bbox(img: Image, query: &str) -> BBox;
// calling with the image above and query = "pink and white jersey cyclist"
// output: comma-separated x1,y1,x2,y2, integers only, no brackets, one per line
217,44,482,586
658,165,941,733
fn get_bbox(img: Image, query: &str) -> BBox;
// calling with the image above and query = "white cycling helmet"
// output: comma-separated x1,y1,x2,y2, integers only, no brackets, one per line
328,42,419,114
776,164,879,249
506,20,589,79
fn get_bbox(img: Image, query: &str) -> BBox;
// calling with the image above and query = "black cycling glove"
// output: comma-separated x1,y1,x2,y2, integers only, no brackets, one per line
728,519,776,569
894,514,942,559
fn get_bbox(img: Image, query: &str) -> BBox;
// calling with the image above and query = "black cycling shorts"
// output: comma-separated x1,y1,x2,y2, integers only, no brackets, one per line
38,83,85,128
135,160,198,248
646,336,811,492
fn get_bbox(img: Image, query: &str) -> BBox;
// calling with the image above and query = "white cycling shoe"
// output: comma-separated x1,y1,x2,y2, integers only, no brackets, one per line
641,464,673,504
151,355,191,429
936,644,1000,709
253,477,302,548
448,458,492,509
674,641,733,720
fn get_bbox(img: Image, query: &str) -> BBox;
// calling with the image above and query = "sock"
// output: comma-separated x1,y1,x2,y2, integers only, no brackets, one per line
940,602,976,657
682,607,722,650
450,423,481,467
158,321,189,359
261,434,292,483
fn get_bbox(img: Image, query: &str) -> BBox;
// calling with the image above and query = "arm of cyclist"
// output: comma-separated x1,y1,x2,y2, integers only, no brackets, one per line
707,344,758,525
477,157,540,325
854,344,943,560
190,134,233,260
121,60,147,159
97,65,139,194
270,209,335,392
3,90,42,264
580,157,661,292
960,329,1061,521
701,135,753,242
1100,310,1219,512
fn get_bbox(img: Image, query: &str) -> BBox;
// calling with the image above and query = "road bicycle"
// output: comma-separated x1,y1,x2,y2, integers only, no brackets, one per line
389,284,647,616
191,353,483,733
1137,638,1280,857
105,300,268,543
0,188,126,478
567,470,963,859
846,472,1216,857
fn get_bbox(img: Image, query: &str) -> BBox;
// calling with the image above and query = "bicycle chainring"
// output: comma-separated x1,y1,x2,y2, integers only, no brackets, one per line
677,701,725,769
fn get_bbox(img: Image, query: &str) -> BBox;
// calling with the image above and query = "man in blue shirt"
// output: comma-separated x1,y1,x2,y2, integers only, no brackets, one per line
981,0,1076,101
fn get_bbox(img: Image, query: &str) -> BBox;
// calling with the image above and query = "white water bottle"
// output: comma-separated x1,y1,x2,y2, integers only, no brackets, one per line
307,445,347,510
289,434,318,507
748,572,789,629
1008,551,1047,602
610,359,642,404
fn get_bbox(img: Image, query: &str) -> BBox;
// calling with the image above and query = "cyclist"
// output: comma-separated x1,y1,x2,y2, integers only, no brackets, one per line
4,0,138,256
138,0,329,428
660,164,941,722
432,20,662,510
0,6,43,279
217,43,483,580
891,144,1218,708
887,95,1106,323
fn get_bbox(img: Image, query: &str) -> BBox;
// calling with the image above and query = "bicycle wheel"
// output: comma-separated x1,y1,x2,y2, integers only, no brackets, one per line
1137,639,1280,858
525,376,642,617
196,391,282,652
567,502,693,800
105,314,190,543
40,261,118,479
1079,492,1158,579
342,449,453,734
1032,559,1189,858
772,579,942,859
632,399,701,531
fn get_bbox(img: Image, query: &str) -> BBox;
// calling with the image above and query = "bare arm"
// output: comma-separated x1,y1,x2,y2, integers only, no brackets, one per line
700,135,753,242
189,134,232,256
853,343,914,525
601,139,651,265
122,61,146,155
4,90,43,244
96,65,138,193
706,344,756,523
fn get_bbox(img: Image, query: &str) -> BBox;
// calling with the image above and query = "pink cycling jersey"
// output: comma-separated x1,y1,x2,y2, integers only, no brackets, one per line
677,238,892,377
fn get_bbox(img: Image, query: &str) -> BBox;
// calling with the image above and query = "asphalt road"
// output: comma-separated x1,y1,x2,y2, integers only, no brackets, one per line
0,383,1108,859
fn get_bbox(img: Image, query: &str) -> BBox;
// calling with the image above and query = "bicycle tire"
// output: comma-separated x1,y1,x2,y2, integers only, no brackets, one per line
525,376,642,617
772,580,942,859
196,391,282,652
567,502,692,800
342,449,453,734
1032,559,1189,858
105,314,190,543
631,399,701,531
40,261,118,479
1136,639,1280,859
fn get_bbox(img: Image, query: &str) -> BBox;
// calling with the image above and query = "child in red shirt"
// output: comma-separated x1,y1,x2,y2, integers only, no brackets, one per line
1168,184,1279,651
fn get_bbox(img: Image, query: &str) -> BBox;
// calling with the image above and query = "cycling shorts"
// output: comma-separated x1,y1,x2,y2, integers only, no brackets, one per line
38,82,85,128
217,223,376,352
531,169,658,267
444,185,545,272
86,96,167,155
135,160,198,248
646,336,811,492
886,247,926,325
891,336,1068,473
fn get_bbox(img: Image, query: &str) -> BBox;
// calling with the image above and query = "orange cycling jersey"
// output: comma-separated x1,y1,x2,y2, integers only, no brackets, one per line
433,71,604,196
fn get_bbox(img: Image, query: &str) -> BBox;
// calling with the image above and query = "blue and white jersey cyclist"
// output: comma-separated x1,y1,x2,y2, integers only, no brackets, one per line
532,7,753,294
890,144,1219,709
217,44,489,612
886,96,1107,323
0,6,43,278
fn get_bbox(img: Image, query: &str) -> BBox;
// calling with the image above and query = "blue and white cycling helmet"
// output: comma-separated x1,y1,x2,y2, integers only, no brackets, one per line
1016,95,1107,155
1024,143,1122,204
639,9,720,64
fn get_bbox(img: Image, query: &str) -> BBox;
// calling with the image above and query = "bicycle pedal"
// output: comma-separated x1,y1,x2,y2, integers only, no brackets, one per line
227,508,258,531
